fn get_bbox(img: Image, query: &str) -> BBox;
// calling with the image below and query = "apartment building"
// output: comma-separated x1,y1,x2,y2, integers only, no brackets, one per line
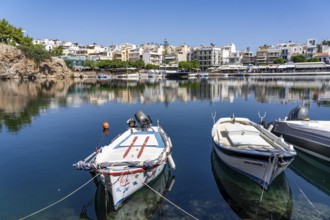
129,47,143,61
221,44,236,64
143,51,163,65
189,46,221,71
240,48,255,65
277,42,304,62
306,38,317,59
255,45,281,65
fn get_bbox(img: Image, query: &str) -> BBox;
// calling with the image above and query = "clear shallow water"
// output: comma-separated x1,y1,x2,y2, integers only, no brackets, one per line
0,76,329,220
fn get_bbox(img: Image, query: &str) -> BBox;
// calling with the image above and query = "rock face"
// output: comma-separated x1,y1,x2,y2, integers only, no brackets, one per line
0,43,72,79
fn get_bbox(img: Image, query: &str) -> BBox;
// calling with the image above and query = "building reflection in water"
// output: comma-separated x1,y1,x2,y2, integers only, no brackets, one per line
1,76,330,132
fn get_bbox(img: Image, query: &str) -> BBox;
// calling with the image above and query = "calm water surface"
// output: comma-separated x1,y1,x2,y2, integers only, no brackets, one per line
0,76,329,220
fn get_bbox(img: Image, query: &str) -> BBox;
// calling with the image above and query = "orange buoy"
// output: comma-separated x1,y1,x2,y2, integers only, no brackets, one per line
103,122,109,129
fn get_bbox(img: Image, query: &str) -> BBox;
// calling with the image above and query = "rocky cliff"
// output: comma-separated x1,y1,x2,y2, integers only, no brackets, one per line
0,43,72,79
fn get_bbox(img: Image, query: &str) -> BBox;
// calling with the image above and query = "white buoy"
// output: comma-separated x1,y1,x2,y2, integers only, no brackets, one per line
167,154,176,170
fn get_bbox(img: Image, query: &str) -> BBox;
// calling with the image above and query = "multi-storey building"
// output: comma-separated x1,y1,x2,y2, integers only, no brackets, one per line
61,41,79,56
240,48,255,65
175,44,190,62
189,46,222,71
256,45,270,65
277,42,304,62
143,51,163,65
129,47,143,61
255,45,280,65
267,48,280,64
220,44,236,64
305,38,317,59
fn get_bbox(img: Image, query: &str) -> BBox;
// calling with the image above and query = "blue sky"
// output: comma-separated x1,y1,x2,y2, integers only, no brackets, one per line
1,0,330,52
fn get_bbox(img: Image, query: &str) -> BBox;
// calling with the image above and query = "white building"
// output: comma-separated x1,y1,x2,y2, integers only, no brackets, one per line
143,51,163,65
276,42,304,62
306,38,317,59
129,47,144,61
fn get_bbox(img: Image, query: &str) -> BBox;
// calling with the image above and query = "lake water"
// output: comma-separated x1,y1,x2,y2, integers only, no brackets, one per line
0,76,329,220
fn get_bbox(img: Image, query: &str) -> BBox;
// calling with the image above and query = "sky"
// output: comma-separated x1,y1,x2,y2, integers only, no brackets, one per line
1,0,330,52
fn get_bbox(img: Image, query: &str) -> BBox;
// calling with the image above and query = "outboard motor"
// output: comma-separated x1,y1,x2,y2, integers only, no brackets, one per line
135,111,152,130
287,105,309,120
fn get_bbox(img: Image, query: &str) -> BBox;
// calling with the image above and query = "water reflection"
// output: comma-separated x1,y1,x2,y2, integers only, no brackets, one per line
80,167,175,220
289,150,330,196
211,150,293,220
1,76,330,132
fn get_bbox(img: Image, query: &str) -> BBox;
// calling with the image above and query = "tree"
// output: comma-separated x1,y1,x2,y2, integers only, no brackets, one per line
131,60,145,69
179,61,200,70
179,61,192,69
50,45,64,57
291,54,307,63
322,40,330,46
308,57,320,62
0,19,32,46
84,59,97,69
190,60,200,68
274,58,285,64
145,64,159,70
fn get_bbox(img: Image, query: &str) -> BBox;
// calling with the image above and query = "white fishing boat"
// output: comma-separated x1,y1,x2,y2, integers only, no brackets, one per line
74,111,175,210
211,116,296,190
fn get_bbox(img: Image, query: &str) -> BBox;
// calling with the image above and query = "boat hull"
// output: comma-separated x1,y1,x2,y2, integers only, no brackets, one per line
94,165,175,219
213,142,292,189
99,163,166,210
272,121,330,162
211,150,293,219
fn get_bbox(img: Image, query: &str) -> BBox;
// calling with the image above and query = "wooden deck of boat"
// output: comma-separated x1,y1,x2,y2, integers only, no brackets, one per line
215,120,275,150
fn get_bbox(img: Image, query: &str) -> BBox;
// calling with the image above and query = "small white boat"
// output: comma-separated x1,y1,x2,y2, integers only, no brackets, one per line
211,116,296,189
74,111,175,210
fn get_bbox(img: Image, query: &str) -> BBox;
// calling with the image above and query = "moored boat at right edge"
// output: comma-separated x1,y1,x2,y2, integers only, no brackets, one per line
271,105,330,162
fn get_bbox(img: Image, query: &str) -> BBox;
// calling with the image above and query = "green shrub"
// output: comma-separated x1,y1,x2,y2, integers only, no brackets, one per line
18,44,51,66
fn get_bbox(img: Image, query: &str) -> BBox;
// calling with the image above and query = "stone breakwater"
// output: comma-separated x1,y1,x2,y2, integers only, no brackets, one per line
0,43,72,79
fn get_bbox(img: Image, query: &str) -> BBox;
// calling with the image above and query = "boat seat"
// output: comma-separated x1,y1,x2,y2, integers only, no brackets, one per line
225,124,260,135
225,124,270,147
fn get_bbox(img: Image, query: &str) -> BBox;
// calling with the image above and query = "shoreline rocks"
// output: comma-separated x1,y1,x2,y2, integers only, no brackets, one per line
0,43,73,79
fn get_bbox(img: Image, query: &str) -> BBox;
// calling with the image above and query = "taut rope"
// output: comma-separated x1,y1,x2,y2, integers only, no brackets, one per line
19,173,100,220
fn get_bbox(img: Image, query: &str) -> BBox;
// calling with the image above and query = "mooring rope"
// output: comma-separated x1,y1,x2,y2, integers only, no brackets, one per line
19,173,100,220
20,165,198,220
289,168,321,216
126,168,199,220
255,155,272,217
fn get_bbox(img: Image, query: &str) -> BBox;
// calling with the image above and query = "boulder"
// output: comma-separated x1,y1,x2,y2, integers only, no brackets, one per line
0,43,72,79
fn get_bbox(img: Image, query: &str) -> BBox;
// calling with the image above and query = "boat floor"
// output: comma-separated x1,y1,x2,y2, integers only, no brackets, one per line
215,120,275,150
